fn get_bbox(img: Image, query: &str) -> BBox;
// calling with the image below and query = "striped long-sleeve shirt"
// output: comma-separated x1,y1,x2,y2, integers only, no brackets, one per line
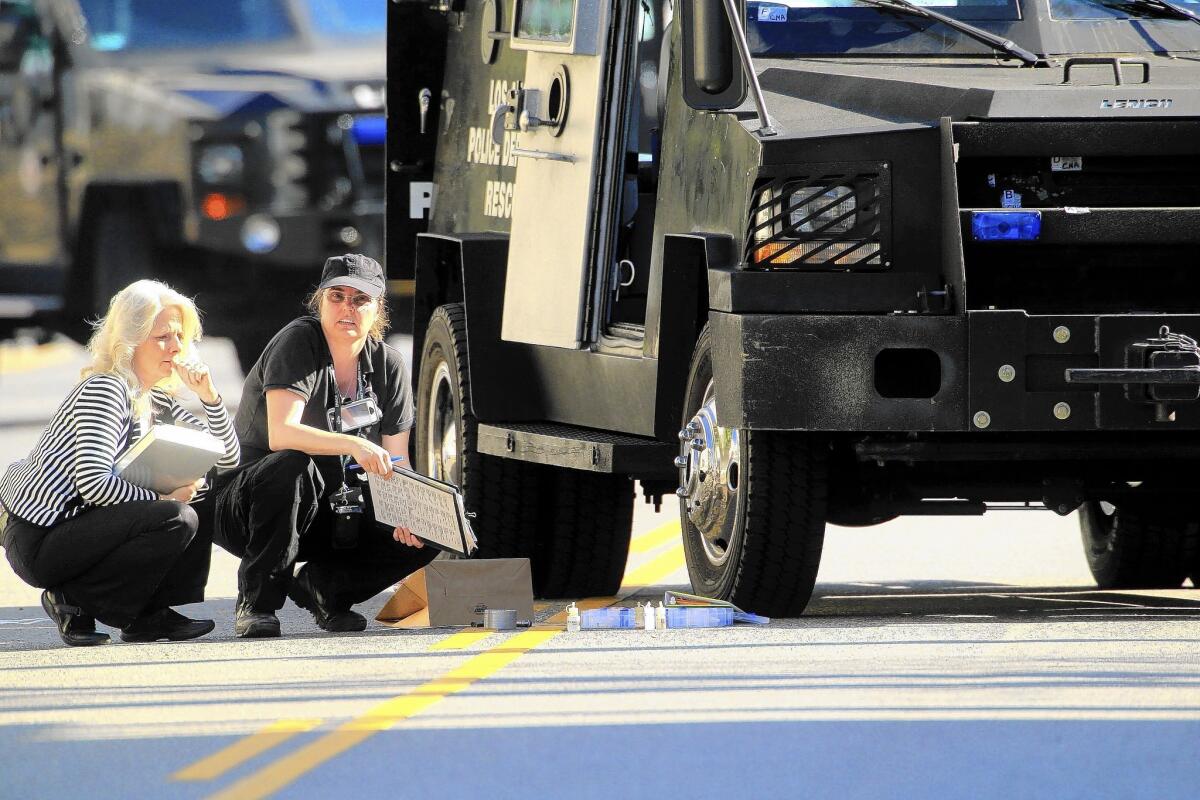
0,373,240,528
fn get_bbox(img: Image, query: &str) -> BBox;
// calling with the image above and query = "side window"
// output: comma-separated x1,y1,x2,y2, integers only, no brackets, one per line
635,0,669,183
0,1,53,146
0,1,39,74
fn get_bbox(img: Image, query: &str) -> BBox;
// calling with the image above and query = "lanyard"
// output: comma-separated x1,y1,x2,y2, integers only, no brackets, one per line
330,363,363,417
329,362,368,487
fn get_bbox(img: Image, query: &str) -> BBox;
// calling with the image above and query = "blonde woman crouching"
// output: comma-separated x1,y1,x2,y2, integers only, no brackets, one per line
0,280,239,646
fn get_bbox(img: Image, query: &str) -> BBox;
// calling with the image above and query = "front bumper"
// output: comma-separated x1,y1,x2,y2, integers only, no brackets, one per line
710,310,1200,432
193,204,384,267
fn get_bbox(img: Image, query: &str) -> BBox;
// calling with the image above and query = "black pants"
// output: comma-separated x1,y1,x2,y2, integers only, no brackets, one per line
3,500,208,628
211,450,437,613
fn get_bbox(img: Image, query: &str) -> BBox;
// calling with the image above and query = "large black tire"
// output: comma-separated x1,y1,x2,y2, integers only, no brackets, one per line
534,469,635,598
679,324,828,617
61,203,155,343
91,204,155,314
415,304,544,562
1079,501,1200,589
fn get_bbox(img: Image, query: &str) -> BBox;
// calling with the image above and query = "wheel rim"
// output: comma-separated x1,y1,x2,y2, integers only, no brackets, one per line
678,379,742,568
426,361,458,483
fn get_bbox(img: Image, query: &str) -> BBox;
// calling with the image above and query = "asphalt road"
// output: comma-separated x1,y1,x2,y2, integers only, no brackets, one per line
1,339,1198,799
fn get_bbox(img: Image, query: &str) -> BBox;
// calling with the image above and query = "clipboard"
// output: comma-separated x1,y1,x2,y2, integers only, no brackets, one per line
365,466,479,555
115,424,225,494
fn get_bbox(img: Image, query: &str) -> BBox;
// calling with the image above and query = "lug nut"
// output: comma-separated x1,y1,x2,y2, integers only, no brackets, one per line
675,487,689,498
691,439,705,451
677,429,688,441
674,456,688,469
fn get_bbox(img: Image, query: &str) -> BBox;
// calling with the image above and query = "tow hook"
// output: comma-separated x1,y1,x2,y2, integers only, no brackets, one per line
1065,326,1200,422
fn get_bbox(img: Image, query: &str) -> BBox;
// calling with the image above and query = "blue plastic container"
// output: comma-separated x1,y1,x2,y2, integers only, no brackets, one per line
579,607,637,629
664,606,733,628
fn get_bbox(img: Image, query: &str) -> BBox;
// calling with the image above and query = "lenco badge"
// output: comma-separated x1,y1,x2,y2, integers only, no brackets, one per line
1100,98,1173,110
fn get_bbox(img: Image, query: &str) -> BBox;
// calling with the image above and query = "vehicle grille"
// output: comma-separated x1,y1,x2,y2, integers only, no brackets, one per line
302,112,385,210
954,121,1200,314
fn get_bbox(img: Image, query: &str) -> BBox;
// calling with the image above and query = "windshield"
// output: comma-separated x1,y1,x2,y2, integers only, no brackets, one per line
301,0,386,38
78,0,295,52
1051,0,1200,19
748,0,1200,55
748,0,1022,57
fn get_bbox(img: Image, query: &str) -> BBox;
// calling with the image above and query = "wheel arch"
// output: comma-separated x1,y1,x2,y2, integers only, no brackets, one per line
412,232,511,421
651,232,728,440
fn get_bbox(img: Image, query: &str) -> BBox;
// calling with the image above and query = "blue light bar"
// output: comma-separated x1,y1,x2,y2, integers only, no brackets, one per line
971,210,1042,241
351,115,386,146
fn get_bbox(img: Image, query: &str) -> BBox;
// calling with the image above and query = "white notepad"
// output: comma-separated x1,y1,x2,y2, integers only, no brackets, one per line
115,424,225,494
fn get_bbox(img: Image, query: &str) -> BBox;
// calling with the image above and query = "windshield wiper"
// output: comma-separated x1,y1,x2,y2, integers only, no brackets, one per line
1109,0,1200,24
854,0,1045,65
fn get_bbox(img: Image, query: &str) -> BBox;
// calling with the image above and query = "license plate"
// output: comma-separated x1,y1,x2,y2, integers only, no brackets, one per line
1051,156,1083,172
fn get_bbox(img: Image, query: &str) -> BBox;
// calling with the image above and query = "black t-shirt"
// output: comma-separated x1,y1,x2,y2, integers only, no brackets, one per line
235,317,414,465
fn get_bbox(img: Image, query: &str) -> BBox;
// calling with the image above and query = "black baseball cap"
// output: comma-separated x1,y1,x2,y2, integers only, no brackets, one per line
318,253,385,297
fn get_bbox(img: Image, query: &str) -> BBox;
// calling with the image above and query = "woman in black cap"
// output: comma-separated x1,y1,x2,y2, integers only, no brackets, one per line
211,253,435,638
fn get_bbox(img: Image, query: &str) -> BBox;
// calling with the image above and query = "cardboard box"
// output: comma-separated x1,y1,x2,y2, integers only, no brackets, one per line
375,558,534,628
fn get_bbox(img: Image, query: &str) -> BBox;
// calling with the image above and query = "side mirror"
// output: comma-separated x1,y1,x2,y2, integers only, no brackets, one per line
0,7,34,72
680,0,747,111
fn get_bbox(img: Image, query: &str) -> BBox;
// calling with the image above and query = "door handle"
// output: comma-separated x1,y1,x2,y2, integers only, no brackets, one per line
490,102,511,147
418,88,431,135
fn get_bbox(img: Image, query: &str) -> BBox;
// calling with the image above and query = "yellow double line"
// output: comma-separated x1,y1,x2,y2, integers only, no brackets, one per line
176,519,684,799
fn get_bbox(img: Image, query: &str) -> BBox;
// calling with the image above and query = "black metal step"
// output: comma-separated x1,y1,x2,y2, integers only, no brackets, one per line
477,422,676,476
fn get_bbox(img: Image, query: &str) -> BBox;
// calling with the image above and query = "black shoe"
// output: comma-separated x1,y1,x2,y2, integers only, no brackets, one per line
235,601,281,638
41,590,109,647
120,608,215,643
288,568,367,633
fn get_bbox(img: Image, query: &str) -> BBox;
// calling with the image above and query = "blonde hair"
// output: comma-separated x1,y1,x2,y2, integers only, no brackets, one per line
83,279,203,411
304,286,390,342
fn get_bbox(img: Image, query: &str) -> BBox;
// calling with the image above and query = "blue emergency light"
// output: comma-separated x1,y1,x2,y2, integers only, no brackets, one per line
351,115,386,146
971,210,1042,241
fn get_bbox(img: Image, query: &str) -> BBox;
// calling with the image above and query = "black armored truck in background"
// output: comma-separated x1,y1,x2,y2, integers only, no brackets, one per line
0,0,413,369
390,0,1200,611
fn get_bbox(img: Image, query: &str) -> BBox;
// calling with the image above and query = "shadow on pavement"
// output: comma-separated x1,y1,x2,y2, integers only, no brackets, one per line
805,580,1200,623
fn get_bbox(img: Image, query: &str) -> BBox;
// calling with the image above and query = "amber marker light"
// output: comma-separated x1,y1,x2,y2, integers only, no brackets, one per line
753,242,790,263
201,192,246,221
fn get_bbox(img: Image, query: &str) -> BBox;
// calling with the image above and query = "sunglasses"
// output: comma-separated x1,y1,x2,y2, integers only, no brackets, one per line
325,288,377,309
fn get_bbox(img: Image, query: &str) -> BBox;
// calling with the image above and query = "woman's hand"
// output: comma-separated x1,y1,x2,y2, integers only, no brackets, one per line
160,478,204,504
174,357,219,405
393,525,424,548
349,438,393,476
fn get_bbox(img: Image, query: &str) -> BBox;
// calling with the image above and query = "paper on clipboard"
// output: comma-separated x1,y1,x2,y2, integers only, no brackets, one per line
366,466,478,555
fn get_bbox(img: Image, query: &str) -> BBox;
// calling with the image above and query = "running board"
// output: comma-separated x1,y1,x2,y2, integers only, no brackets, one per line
477,422,676,477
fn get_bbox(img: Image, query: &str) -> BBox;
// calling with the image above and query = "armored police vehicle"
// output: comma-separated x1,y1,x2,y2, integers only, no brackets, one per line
0,0,401,369
390,0,1200,611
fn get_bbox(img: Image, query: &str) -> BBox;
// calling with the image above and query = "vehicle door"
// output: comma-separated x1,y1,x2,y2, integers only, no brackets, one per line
386,1,445,280
501,0,613,349
0,0,62,267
